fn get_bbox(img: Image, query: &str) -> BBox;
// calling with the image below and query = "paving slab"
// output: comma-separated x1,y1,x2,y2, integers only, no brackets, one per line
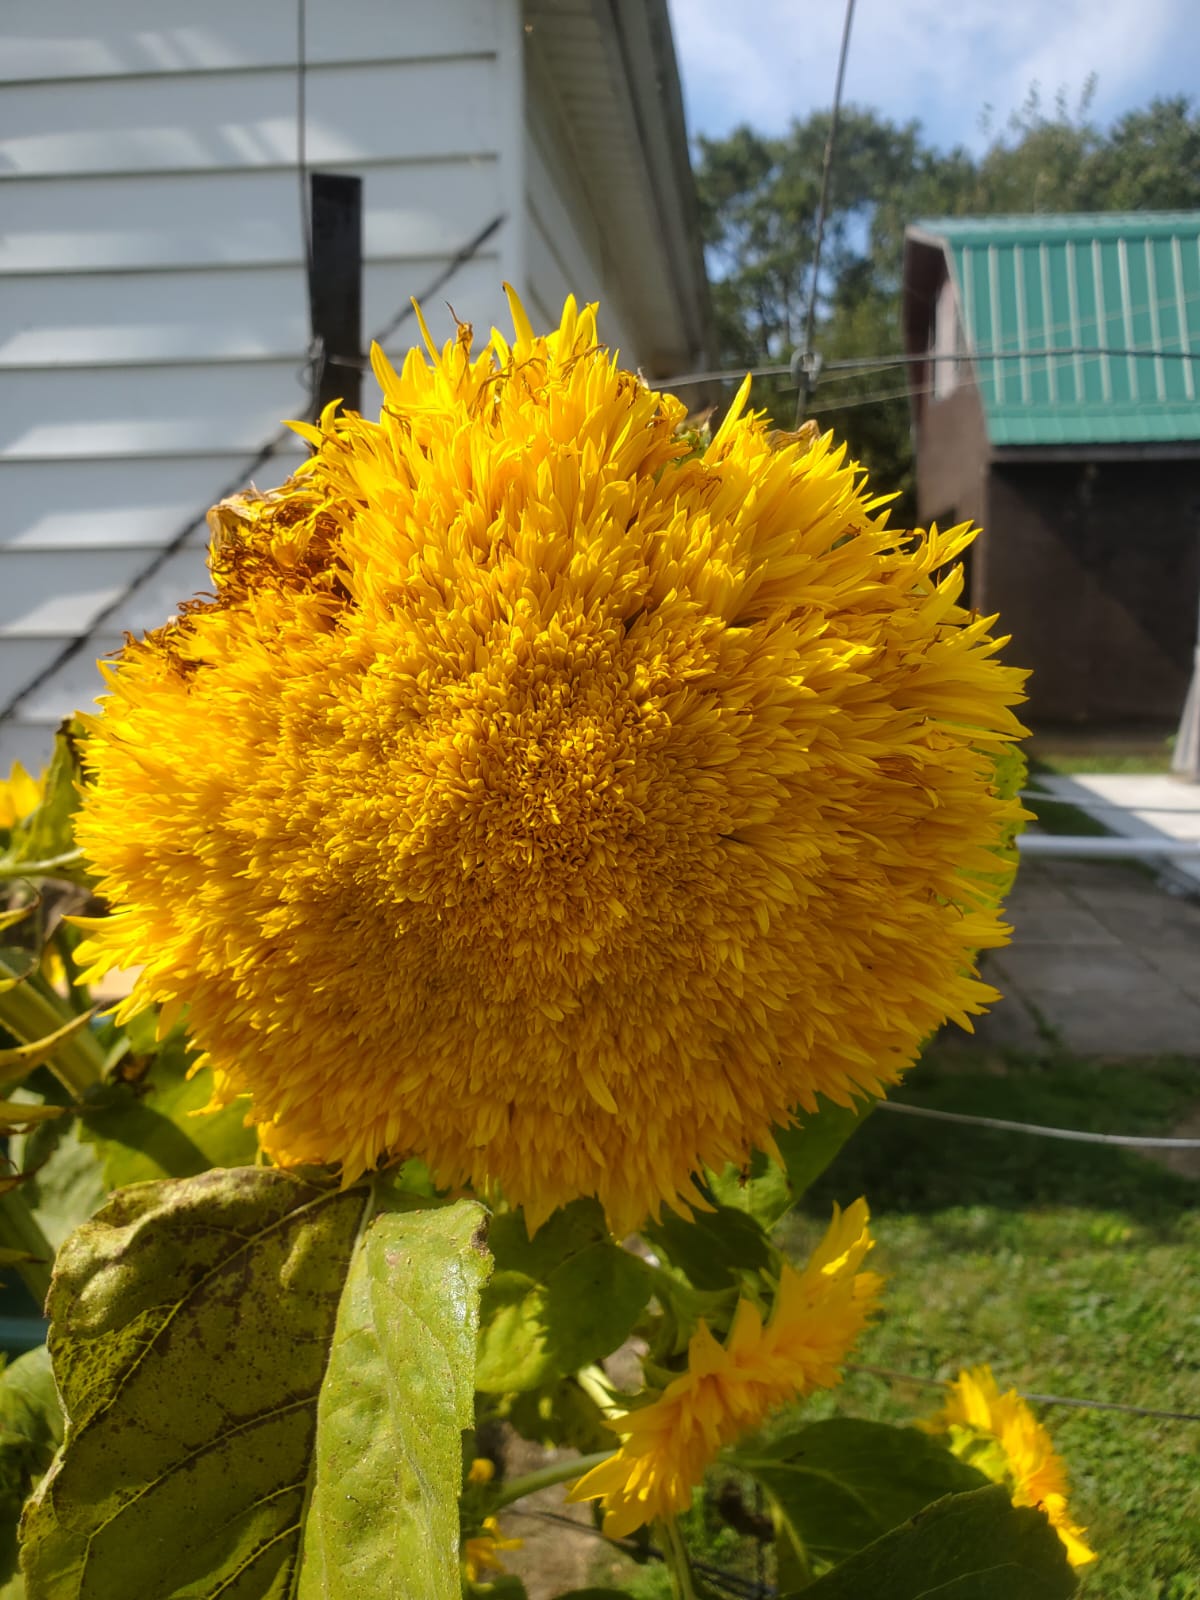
968,855,1200,1058
1003,901,1121,947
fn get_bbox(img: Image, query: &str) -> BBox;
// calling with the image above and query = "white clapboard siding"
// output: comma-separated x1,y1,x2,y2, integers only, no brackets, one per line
0,549,212,639
0,458,251,550
522,52,638,363
1,0,703,772
0,637,126,719
2,256,502,371
1,268,312,369
0,159,502,279
1,61,498,179
4,0,499,81
1,0,524,768
3,362,315,460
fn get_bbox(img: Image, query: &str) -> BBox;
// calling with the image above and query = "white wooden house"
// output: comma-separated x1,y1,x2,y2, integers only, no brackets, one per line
0,0,711,769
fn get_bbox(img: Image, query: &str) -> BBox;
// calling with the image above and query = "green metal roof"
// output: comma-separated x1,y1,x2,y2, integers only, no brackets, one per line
909,212,1200,447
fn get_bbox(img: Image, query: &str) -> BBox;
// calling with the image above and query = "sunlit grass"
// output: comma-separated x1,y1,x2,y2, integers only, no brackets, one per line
788,1047,1200,1599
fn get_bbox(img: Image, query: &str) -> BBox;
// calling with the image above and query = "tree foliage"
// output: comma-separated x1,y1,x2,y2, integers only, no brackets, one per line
693,90,1200,517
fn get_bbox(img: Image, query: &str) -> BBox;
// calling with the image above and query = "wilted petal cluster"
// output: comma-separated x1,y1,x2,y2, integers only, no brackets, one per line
75,293,1026,1231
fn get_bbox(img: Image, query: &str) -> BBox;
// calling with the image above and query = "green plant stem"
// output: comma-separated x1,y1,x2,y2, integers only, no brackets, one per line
52,923,91,1016
0,951,104,1097
656,1516,698,1600
0,850,85,881
575,1362,619,1415
0,1186,54,1306
489,1449,612,1512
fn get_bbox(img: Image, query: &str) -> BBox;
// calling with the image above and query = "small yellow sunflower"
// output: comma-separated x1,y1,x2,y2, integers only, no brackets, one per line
0,761,45,831
921,1365,1096,1567
75,292,1026,1231
462,1515,522,1582
570,1198,881,1535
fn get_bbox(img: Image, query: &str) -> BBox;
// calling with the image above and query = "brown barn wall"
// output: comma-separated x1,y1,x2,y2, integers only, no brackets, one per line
913,383,992,608
984,460,1200,724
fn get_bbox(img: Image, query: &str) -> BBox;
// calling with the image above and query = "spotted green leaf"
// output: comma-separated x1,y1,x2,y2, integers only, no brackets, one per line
21,1169,489,1600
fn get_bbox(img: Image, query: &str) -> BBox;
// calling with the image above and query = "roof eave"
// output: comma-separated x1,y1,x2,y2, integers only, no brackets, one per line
589,0,714,371
524,0,713,375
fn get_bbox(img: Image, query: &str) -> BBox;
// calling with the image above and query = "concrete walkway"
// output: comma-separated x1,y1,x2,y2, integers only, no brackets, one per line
975,850,1200,1056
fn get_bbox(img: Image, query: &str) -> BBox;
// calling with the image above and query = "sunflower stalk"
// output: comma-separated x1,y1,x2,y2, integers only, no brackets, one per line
0,951,104,1097
0,849,85,881
657,1516,699,1600
489,1449,613,1514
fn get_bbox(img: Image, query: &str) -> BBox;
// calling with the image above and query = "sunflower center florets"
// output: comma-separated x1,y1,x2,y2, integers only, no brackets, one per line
387,623,673,993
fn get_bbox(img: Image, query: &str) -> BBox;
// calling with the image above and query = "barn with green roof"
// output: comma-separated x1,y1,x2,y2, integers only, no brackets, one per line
902,212,1200,725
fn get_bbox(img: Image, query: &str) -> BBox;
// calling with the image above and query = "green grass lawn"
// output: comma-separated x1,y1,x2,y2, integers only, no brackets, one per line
1027,741,1175,777
595,1049,1200,1598
783,1046,1200,1600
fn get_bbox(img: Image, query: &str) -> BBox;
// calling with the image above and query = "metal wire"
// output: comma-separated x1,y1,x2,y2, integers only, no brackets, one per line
875,1098,1200,1149
504,1506,775,1598
795,0,858,426
658,336,1200,393
296,0,312,287
1022,790,1200,817
848,1364,1200,1423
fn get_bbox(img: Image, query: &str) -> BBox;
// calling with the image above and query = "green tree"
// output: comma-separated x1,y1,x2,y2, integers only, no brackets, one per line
694,92,1200,519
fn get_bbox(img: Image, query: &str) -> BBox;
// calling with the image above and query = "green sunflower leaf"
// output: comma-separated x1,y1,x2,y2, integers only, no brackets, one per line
80,1035,259,1185
708,1095,873,1228
500,1377,613,1454
475,1200,653,1393
732,1417,990,1568
5,722,91,887
0,1348,62,1595
20,1168,490,1600
781,1484,1078,1600
642,1197,775,1291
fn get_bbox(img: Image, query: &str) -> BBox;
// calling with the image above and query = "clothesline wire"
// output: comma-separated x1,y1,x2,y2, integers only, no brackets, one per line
875,1098,1200,1148
847,1363,1200,1423
504,1507,774,1599
662,341,1200,393
660,277,1200,391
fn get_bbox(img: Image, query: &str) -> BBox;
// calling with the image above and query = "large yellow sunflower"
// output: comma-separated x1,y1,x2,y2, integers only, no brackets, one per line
75,291,1027,1232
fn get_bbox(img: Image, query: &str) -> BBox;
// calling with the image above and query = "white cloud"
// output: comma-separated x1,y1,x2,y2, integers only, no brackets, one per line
667,0,1190,150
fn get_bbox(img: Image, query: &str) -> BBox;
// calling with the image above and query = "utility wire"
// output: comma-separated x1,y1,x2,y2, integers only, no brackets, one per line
848,1364,1200,1424
813,379,933,414
875,1099,1200,1148
660,280,1200,392
795,0,858,425
504,1507,774,1599
0,214,506,731
294,0,328,416
661,342,1200,393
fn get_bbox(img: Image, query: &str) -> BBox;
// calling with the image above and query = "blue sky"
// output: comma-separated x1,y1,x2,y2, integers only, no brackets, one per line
666,0,1200,153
